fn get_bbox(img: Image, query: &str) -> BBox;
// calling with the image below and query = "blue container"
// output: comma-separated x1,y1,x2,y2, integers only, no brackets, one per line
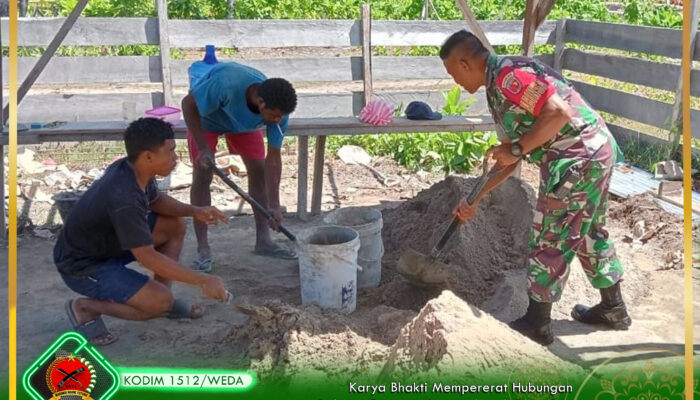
188,45,219,89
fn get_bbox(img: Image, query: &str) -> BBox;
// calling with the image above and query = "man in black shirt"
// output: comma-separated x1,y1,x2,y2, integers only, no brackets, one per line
55,118,229,346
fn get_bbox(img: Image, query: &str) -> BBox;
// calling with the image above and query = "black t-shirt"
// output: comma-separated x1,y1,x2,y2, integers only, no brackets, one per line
54,158,160,277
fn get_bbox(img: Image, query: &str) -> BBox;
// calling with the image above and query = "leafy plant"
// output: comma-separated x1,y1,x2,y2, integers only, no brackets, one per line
441,86,475,116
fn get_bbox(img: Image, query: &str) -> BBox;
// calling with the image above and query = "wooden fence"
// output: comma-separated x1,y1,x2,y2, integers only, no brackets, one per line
555,19,700,143
1,18,557,121
1,17,695,139
0,15,695,233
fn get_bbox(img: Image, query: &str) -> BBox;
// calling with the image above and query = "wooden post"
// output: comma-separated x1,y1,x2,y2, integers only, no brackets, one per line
2,0,89,122
310,136,326,215
669,0,699,141
522,0,540,56
0,22,3,238
361,4,373,106
297,136,309,220
453,0,495,54
553,19,566,71
227,0,235,18
522,0,557,56
534,0,557,27
155,0,174,106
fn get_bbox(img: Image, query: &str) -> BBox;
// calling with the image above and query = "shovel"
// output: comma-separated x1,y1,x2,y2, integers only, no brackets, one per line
396,159,509,286
337,145,399,186
210,164,296,242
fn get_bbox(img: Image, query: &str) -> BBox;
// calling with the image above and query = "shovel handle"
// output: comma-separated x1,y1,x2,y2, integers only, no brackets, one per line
432,218,460,255
430,161,506,256
211,165,296,242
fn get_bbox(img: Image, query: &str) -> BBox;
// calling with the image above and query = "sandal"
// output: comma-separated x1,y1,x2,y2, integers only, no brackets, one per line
165,298,205,319
65,299,118,346
191,258,214,273
253,247,297,260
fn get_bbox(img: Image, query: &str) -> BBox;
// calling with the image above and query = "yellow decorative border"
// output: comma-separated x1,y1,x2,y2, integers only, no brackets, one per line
8,0,18,399
3,4,696,400
682,2,694,400
574,348,699,399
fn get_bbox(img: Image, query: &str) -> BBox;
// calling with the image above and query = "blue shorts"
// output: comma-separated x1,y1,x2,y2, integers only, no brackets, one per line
60,213,158,304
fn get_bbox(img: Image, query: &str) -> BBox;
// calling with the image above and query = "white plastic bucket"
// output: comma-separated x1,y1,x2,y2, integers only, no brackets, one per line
297,225,360,313
324,207,384,288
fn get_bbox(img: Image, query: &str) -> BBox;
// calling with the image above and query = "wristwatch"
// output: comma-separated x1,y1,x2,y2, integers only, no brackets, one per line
510,141,523,158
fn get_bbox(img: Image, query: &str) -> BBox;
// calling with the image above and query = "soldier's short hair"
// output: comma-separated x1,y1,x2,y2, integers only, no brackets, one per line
440,30,489,60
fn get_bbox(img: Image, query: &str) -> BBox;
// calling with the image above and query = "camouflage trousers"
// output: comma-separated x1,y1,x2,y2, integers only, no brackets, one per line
527,146,624,303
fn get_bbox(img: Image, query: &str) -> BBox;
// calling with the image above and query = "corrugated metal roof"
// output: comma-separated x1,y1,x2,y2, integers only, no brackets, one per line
610,163,699,220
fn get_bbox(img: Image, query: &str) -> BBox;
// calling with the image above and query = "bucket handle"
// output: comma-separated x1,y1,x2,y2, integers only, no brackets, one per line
298,249,363,271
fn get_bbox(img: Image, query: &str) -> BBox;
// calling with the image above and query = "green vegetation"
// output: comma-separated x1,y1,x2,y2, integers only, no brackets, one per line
32,0,679,26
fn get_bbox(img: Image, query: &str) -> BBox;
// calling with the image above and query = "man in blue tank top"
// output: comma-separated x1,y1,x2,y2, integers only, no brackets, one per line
181,61,298,271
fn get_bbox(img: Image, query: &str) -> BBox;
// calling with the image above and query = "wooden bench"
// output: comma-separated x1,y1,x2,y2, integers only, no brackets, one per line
2,115,495,219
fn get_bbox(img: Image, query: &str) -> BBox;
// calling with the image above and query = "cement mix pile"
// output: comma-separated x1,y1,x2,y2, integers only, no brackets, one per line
381,176,536,306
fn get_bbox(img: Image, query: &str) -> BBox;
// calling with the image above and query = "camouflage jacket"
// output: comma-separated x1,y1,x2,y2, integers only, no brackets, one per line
484,54,621,165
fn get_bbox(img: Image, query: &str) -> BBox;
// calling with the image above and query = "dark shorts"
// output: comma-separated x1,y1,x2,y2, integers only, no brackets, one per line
60,213,158,303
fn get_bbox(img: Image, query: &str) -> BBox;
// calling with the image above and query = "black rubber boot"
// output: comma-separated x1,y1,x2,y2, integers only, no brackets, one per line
509,298,554,346
571,281,631,330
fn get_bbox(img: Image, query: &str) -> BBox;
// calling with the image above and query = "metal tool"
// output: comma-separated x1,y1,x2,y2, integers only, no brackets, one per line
396,159,512,286
210,163,296,242
337,145,399,187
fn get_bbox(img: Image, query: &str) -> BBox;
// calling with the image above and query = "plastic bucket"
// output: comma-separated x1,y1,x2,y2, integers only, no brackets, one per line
297,225,360,313
53,191,84,222
324,207,384,288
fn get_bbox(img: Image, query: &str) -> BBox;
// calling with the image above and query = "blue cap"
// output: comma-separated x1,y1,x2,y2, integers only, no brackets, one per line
405,101,442,120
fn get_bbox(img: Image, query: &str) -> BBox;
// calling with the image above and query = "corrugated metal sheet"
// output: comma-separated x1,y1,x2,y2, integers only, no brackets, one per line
609,163,699,220
609,164,659,198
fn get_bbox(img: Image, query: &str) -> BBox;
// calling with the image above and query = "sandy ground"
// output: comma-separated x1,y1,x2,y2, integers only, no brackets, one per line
0,157,698,382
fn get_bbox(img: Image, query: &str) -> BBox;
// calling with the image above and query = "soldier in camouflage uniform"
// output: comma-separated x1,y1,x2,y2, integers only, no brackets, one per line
439,30,631,345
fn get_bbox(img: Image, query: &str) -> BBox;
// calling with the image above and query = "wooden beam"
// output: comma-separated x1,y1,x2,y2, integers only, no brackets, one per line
4,18,558,48
572,80,700,136
2,0,89,122
1,23,4,238
297,136,309,221
227,0,235,18
534,0,558,27
3,116,498,146
669,0,698,140
522,0,540,56
453,0,495,53
565,19,683,59
553,18,566,71
361,4,373,106
522,0,557,56
562,48,682,92
311,136,326,215
155,0,173,106
15,90,496,123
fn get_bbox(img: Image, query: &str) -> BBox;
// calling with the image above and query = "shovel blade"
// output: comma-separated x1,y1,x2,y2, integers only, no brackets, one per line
396,247,450,286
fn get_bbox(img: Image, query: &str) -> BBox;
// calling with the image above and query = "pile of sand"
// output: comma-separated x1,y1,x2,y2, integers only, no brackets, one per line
381,176,536,307
232,292,583,385
227,302,415,384
381,291,583,381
